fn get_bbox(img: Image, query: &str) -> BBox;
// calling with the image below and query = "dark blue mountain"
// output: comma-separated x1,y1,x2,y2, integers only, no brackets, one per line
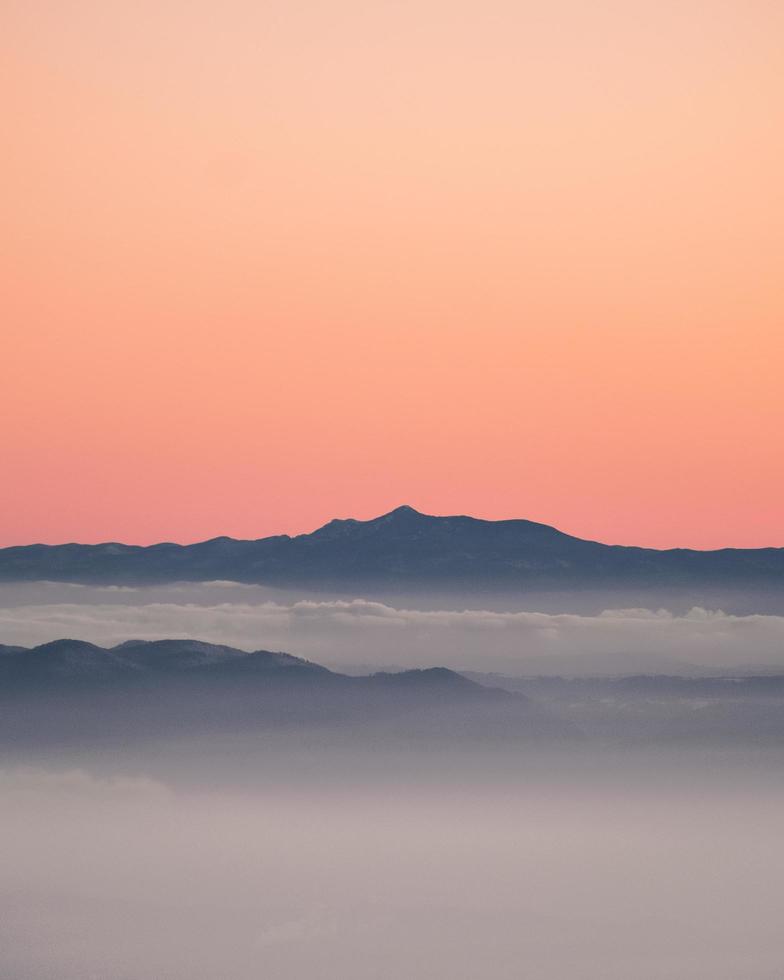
0,505,782,592
0,638,571,744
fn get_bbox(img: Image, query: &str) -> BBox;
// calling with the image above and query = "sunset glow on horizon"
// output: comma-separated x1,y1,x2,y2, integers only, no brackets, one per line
3,0,783,549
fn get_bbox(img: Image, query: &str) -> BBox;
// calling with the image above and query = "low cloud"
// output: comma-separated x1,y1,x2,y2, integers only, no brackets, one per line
1,584,783,674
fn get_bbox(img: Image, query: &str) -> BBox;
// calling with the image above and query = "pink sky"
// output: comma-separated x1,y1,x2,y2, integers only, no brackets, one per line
2,1,783,549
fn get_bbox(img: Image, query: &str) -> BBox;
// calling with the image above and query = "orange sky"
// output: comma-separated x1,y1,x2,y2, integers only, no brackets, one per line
2,0,783,549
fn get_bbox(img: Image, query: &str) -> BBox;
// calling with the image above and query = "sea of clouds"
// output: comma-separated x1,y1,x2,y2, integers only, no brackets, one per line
2,762,783,980
2,582,783,674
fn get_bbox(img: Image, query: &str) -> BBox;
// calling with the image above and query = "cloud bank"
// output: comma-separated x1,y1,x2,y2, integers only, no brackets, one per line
1,584,783,674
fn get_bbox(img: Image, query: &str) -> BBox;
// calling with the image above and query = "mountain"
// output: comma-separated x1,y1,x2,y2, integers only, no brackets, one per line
1,505,782,594
4,638,781,749
0,637,321,689
0,638,571,746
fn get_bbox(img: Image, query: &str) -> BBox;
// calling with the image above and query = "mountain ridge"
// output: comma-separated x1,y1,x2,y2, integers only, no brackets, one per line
0,637,580,746
0,505,782,591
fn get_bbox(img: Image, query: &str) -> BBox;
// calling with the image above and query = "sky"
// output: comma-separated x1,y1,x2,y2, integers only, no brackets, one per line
3,0,782,549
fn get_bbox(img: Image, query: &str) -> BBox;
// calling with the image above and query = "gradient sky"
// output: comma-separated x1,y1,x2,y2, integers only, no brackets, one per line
3,0,782,549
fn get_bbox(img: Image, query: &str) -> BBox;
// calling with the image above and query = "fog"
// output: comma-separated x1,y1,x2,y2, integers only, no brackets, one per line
3,751,784,980
3,582,784,674
4,582,784,978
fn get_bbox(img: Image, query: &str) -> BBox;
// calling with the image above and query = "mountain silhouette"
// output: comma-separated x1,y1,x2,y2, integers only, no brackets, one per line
0,505,782,592
0,638,572,745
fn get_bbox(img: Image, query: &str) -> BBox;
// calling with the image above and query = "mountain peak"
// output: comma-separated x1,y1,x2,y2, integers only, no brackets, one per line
309,504,430,540
379,504,425,520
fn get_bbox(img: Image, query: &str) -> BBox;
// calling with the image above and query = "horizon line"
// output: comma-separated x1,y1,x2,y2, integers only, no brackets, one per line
1,504,782,555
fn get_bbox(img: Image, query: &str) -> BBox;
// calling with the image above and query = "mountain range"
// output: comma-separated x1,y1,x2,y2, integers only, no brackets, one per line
0,638,570,746
4,638,784,749
1,505,783,594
